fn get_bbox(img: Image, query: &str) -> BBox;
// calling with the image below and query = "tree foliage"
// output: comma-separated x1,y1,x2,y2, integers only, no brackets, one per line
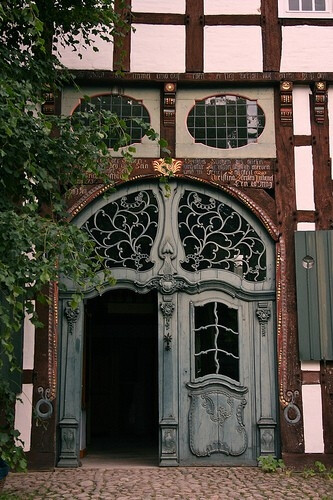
0,0,162,469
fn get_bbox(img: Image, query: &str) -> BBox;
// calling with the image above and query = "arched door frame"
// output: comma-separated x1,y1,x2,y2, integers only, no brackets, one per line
57,179,278,467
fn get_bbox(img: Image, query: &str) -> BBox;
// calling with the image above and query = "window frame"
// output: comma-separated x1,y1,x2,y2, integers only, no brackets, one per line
280,0,333,17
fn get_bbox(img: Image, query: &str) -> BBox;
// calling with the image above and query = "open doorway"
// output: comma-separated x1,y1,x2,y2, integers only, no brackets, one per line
82,289,159,466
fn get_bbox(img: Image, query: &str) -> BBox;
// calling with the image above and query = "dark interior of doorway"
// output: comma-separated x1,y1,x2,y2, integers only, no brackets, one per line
83,288,159,466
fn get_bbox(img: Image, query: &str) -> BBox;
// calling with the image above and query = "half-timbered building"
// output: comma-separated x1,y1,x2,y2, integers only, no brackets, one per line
15,0,333,468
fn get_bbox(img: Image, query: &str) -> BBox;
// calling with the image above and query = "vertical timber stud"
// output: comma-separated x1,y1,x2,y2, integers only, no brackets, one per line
28,95,61,469
310,82,333,455
310,82,332,231
274,85,305,460
161,83,177,157
113,0,131,72
185,0,204,73
261,0,282,72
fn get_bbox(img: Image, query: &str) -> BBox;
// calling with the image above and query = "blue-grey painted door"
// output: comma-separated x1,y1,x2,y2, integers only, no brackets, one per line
59,180,277,467
178,292,255,465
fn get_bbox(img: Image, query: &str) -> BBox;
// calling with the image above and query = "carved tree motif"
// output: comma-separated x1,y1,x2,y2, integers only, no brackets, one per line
83,190,158,271
178,191,266,281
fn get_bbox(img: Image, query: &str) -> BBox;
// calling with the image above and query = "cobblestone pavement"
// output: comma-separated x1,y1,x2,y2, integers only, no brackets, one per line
1,467,333,500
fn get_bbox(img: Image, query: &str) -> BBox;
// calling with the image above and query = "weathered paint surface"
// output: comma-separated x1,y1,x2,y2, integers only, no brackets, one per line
14,384,33,452
204,26,263,73
293,86,311,136
302,385,325,453
57,34,113,70
281,27,333,72
132,0,186,13
204,0,261,15
131,24,186,72
23,309,35,370
294,146,315,211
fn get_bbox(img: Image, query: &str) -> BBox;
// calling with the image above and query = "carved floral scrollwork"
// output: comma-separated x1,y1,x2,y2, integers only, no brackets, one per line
64,302,79,335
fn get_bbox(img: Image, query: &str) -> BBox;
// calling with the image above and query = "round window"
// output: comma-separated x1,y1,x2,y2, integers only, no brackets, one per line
72,94,150,149
187,95,265,149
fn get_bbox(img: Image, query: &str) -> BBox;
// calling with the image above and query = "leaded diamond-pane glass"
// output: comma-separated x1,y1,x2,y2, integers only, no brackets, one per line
83,190,158,271
194,302,239,381
187,95,265,149
178,191,266,281
73,94,150,149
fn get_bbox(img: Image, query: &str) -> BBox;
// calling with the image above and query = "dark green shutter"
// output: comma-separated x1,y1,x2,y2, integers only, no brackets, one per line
295,230,333,360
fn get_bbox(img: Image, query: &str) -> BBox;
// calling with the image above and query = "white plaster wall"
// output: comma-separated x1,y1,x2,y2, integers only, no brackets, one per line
23,307,35,370
131,24,185,73
294,146,315,210
204,26,263,73
301,361,321,371
57,34,113,70
62,86,160,157
302,384,324,453
176,87,276,158
204,0,261,15
132,0,185,13
293,86,311,136
297,222,316,231
328,87,333,177
14,384,33,452
281,27,333,72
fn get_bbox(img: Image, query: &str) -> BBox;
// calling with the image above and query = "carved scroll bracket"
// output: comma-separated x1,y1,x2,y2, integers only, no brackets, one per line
64,301,79,335
256,302,271,336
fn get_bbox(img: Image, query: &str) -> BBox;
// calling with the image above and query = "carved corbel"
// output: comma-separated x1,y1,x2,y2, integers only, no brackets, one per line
256,302,271,337
163,82,176,127
280,81,293,125
313,81,327,124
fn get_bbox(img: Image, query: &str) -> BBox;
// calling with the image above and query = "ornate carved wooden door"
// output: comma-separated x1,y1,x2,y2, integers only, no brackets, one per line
58,180,277,467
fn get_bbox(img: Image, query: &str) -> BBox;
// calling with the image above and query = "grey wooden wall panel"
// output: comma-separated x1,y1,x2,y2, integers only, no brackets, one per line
295,231,333,360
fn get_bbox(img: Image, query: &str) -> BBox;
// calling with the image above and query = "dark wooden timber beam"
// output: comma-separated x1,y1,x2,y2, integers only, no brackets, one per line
274,85,304,455
69,70,333,84
204,15,260,25
282,18,333,26
293,135,313,146
310,82,332,230
185,0,204,72
131,12,185,24
113,0,131,72
261,0,282,72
